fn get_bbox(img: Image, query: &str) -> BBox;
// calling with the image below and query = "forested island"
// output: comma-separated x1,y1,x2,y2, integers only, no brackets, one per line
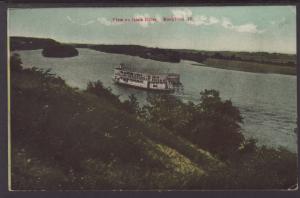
10,36,296,75
42,43,78,58
10,53,297,190
11,37,78,58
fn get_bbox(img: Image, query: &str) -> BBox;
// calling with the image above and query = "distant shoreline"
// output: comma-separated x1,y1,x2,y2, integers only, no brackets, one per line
191,58,296,76
10,36,296,76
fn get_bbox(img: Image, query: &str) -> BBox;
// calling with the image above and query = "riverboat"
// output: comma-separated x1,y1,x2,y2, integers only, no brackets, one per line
112,63,181,91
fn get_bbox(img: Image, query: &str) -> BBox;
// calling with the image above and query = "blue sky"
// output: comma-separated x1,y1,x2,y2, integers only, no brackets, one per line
9,6,296,54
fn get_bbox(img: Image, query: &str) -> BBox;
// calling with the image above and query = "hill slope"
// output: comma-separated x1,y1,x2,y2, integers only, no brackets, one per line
11,62,223,190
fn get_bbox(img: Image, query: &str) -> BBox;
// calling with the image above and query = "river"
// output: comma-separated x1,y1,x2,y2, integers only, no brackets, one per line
15,48,298,152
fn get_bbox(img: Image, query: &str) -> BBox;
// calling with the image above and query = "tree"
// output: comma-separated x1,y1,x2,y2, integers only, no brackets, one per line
190,89,244,159
11,53,23,72
142,94,193,132
213,52,224,59
122,94,140,115
86,81,121,106
142,90,245,160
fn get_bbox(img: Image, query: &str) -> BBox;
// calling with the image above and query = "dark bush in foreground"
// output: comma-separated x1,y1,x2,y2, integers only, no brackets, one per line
142,90,244,159
11,53,23,72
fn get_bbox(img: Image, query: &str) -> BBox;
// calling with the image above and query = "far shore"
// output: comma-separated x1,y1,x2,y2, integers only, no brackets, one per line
10,36,296,76
191,58,296,75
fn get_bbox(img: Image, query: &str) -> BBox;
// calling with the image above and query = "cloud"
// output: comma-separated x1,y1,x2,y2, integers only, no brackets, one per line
82,20,96,26
66,16,95,26
67,9,264,34
221,17,264,34
66,16,75,24
172,8,193,19
171,8,264,34
172,8,219,26
270,17,287,27
288,6,296,14
67,15,119,26
67,14,160,28
189,15,219,26
96,17,120,26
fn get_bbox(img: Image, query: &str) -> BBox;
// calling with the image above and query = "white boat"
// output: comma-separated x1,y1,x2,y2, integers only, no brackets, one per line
112,63,181,91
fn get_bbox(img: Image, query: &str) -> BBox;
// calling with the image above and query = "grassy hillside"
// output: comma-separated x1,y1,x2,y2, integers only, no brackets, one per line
177,49,296,65
197,58,296,75
10,53,297,190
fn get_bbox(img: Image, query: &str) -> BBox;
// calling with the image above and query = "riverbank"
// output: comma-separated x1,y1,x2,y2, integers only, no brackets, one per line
192,58,296,75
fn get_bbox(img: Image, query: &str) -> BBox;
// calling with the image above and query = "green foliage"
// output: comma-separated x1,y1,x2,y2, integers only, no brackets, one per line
193,90,244,159
122,94,140,115
11,148,68,190
10,36,58,51
86,81,122,107
143,90,244,159
11,63,188,189
185,145,297,190
142,94,194,132
10,53,23,72
225,146,297,189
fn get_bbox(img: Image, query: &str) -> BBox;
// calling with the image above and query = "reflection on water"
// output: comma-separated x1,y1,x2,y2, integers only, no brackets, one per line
16,48,298,152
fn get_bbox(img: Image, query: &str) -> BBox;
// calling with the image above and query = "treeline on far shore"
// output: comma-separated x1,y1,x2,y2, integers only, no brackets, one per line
10,36,78,58
10,36,296,69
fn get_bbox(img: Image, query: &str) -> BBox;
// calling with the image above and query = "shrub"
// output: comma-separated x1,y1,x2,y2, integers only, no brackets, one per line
122,94,141,115
142,90,244,159
86,81,121,107
142,94,193,132
190,90,244,159
10,53,23,72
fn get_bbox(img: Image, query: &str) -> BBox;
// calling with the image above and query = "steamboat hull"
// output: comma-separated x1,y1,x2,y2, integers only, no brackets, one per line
113,78,175,92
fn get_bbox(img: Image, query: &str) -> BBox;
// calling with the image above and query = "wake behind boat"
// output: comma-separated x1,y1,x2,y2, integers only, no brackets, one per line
113,63,182,92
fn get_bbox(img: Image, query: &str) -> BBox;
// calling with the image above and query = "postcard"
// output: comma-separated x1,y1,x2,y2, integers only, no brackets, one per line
7,5,298,190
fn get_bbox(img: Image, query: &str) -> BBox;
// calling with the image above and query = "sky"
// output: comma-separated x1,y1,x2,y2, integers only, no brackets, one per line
8,6,297,54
